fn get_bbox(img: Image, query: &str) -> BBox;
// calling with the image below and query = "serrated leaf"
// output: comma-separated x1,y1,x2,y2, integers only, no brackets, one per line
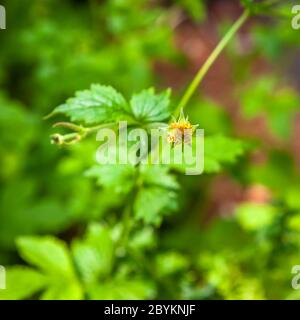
134,187,178,225
130,88,171,123
48,84,130,125
0,267,47,300
204,135,246,173
16,236,75,278
72,224,114,285
140,165,179,190
85,164,136,194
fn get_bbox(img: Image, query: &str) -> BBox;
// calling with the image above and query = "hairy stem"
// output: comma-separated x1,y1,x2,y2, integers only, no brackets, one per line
174,9,250,117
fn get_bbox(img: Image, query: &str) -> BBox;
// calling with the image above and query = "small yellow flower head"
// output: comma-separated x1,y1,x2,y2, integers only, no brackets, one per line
167,109,198,145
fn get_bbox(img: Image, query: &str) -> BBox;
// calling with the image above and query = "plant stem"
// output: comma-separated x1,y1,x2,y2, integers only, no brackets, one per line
85,122,118,135
174,9,250,117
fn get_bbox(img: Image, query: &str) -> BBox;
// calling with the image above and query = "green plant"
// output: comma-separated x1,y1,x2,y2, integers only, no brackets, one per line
1,7,250,299
1,0,300,300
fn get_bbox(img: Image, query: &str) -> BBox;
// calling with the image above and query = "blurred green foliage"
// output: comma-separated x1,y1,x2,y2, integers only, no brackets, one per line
1,0,300,300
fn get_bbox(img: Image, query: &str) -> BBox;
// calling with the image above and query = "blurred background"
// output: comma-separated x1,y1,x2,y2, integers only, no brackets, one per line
1,0,300,299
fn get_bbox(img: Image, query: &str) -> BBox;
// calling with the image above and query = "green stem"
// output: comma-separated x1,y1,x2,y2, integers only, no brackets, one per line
84,122,118,135
84,118,138,135
174,9,250,117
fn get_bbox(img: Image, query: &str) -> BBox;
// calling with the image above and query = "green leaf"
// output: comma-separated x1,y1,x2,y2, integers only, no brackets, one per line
204,135,246,173
16,236,75,278
130,88,171,123
72,224,114,285
0,267,47,300
236,203,278,231
155,252,189,277
40,280,83,300
140,165,179,190
129,227,156,250
134,187,178,225
85,164,136,194
48,84,130,125
88,279,154,300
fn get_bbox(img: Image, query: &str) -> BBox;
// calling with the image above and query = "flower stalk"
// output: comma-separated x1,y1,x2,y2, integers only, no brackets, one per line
174,9,250,117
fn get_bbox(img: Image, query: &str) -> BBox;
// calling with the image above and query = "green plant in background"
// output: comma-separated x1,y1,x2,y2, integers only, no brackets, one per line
1,0,300,300
0,0,176,258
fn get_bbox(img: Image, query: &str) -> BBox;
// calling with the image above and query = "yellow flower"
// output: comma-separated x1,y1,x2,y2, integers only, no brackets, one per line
167,110,198,145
